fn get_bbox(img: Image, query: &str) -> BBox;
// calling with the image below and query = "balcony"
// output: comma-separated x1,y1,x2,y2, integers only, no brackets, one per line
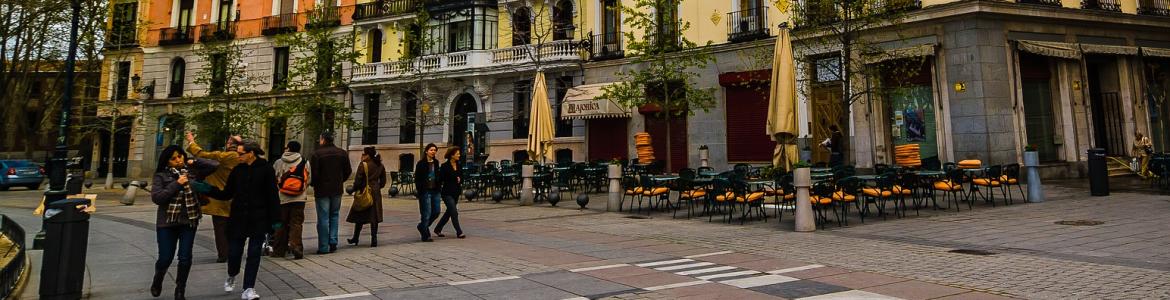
588,32,624,61
353,39,581,82
727,7,770,43
1082,0,1122,11
306,6,341,29
198,22,237,43
794,0,839,28
872,0,922,13
262,13,298,36
158,27,194,46
105,28,138,49
1017,0,1063,6
353,0,419,21
1139,0,1170,16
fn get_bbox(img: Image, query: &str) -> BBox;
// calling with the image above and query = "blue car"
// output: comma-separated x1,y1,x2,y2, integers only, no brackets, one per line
0,160,45,191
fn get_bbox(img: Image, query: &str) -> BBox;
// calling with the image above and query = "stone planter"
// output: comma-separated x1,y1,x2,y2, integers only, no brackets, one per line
1023,151,1044,203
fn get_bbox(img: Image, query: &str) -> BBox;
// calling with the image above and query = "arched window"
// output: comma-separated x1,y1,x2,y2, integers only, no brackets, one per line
552,0,574,40
168,57,185,98
512,7,531,46
368,28,382,63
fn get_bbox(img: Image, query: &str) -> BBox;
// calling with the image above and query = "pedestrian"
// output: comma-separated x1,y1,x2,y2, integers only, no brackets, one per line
434,146,466,239
185,131,241,263
149,145,217,299
414,143,442,242
271,141,310,259
346,146,386,247
828,125,844,167
309,132,351,254
1134,131,1154,176
192,140,282,300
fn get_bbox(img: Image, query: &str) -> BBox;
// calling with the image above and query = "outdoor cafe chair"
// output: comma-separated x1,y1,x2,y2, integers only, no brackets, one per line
933,169,968,211
1000,163,1025,204
861,172,898,220
809,181,837,228
763,172,794,222
673,168,707,219
638,174,671,214
971,165,1004,206
710,177,732,223
833,176,863,225
620,174,642,212
551,166,575,203
721,175,767,224
896,172,923,217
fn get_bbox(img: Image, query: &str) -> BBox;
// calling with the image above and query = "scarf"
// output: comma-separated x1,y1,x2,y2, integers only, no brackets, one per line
165,168,201,226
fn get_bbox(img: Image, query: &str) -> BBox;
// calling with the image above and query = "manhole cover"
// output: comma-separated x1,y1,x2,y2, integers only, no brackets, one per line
1055,220,1104,226
948,249,996,256
624,215,650,219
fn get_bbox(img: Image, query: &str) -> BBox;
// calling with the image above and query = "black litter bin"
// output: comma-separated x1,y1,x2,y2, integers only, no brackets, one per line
39,198,91,300
1088,148,1109,196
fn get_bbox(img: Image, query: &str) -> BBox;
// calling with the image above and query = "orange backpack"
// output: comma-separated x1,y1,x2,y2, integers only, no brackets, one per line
279,159,308,196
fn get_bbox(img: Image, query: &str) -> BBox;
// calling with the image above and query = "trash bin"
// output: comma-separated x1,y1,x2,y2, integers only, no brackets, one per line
39,198,92,300
1087,148,1109,196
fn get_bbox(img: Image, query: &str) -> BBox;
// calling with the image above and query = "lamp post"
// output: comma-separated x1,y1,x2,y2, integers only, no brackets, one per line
34,0,83,248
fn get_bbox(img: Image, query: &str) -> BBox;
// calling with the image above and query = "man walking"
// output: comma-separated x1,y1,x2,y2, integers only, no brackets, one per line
310,132,351,254
185,131,240,263
272,141,310,259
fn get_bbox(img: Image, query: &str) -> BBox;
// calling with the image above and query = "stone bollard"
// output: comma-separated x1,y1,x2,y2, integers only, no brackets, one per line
607,164,621,212
1024,151,1045,203
793,167,815,232
520,164,534,206
120,180,145,205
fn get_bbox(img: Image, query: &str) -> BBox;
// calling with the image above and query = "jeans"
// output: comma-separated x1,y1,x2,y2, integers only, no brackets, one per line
227,232,266,290
315,195,342,252
273,202,305,257
156,225,197,271
435,195,462,235
415,190,442,239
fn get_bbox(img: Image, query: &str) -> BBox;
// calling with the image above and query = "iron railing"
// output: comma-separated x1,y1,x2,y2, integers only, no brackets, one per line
873,0,922,13
262,13,298,36
353,0,419,20
198,22,237,43
794,0,839,28
1139,0,1170,15
306,6,341,29
158,27,195,45
727,7,770,43
1017,0,1064,6
589,32,624,60
1,215,27,300
1082,0,1122,11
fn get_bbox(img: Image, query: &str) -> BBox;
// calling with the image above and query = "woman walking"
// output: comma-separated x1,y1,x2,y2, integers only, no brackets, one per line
193,140,282,300
149,145,217,299
434,147,465,238
346,146,386,247
415,143,442,242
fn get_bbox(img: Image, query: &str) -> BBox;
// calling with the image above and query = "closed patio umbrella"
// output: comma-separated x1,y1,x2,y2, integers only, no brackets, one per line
766,25,799,171
527,71,555,163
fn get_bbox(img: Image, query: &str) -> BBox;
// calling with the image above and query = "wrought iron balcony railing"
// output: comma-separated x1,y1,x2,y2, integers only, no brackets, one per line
198,22,237,43
872,0,922,13
589,32,624,61
1017,0,1063,6
306,6,341,29
262,13,298,36
1139,0,1170,16
727,7,770,43
158,27,195,46
794,0,839,28
353,0,419,20
1082,0,1122,11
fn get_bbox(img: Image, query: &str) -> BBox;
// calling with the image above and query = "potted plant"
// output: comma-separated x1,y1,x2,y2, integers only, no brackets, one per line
1022,144,1039,168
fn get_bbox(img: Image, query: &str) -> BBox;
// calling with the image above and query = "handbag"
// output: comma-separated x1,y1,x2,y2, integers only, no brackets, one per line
352,163,374,211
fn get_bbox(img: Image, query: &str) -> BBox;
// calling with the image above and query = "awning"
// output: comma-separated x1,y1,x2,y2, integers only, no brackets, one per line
560,83,631,120
1017,40,1081,60
862,44,936,64
1080,43,1139,56
1142,47,1170,58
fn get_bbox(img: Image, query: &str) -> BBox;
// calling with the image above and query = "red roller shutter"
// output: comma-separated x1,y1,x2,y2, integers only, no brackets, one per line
725,86,775,162
588,119,629,161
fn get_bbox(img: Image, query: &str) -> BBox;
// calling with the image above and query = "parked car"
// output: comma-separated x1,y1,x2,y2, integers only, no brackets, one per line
0,160,45,191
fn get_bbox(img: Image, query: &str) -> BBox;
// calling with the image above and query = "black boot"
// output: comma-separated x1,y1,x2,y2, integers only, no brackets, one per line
347,224,362,245
150,268,165,297
174,263,190,300
370,224,378,248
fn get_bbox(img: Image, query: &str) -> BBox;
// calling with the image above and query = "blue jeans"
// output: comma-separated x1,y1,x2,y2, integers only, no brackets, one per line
156,225,197,271
416,190,442,239
227,232,265,290
315,195,342,252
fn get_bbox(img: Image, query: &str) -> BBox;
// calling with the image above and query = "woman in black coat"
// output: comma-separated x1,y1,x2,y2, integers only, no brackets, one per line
434,146,465,238
193,141,280,300
149,145,216,299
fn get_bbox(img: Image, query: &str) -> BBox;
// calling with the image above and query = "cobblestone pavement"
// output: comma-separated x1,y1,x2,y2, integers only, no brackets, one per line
1,180,1167,299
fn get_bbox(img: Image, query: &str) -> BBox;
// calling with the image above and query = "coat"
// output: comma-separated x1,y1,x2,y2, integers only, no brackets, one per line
187,142,239,217
203,158,282,239
150,158,217,227
310,144,352,197
413,157,441,193
273,152,311,204
438,159,462,197
346,160,385,224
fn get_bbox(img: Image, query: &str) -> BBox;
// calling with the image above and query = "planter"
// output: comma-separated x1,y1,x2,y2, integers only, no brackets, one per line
1023,151,1044,203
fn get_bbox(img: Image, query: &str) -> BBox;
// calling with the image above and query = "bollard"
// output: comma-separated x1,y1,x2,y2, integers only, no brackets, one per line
520,164,534,206
607,164,621,212
120,180,145,205
793,167,815,232
1023,151,1045,203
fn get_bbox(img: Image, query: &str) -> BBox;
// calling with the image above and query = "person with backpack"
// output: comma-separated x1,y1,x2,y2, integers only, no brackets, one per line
271,141,310,259
345,146,386,247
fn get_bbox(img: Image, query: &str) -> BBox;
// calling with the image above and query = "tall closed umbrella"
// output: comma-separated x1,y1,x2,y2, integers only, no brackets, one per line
527,72,555,163
766,25,799,171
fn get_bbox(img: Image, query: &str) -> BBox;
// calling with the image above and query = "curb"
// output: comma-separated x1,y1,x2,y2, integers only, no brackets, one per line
5,252,30,300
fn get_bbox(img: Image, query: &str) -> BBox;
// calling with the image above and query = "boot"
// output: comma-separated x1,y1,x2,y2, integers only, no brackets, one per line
175,264,190,300
346,224,362,245
370,224,378,248
150,268,165,297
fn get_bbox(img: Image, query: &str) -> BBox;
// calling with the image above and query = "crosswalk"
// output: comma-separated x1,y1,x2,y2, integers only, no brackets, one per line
574,253,825,292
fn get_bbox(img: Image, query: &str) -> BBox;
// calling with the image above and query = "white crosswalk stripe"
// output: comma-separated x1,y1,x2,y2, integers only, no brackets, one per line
718,275,800,288
643,280,711,291
654,262,716,271
675,266,738,276
695,270,761,280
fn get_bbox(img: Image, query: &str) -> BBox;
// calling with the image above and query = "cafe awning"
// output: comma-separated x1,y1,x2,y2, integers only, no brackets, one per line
1080,43,1139,56
559,83,631,120
1017,40,1081,59
862,43,937,64
1142,47,1170,58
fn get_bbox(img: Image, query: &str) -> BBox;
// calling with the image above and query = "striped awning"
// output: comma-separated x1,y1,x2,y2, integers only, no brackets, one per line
1142,47,1170,58
1080,43,1139,56
1017,40,1081,60
560,83,631,120
862,44,936,64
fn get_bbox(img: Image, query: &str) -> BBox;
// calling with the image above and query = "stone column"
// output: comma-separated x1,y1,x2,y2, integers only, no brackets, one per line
520,164,534,206
607,164,621,211
793,167,815,232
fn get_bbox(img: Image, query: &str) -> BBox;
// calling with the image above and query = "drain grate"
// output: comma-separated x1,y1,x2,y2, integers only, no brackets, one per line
949,249,997,256
1055,220,1104,226
624,215,650,219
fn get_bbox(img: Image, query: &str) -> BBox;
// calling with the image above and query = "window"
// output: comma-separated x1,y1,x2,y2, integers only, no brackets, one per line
363,93,380,144
178,0,194,28
209,53,227,95
512,7,531,46
654,0,679,51
400,94,417,144
602,0,620,37
168,58,185,98
217,0,233,24
111,2,137,46
368,29,383,63
273,47,289,90
513,80,532,139
555,76,573,137
404,24,422,58
115,61,130,100
315,41,336,86
814,56,841,83
553,0,574,40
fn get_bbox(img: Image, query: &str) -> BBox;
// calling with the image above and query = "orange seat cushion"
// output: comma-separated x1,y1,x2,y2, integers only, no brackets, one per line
811,195,833,204
715,192,736,202
762,186,782,195
972,178,1001,187
625,187,643,195
681,189,707,199
862,187,894,198
892,185,913,195
832,191,857,202
737,192,766,202
933,180,961,191
999,175,1018,184
643,187,670,196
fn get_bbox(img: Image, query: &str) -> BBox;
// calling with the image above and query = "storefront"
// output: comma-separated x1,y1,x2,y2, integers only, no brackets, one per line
560,83,631,162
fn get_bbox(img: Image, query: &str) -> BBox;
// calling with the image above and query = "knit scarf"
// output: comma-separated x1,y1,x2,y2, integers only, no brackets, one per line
165,168,201,226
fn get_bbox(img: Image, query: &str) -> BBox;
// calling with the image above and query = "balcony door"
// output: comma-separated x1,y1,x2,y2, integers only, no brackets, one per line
279,0,294,14
602,0,620,43
177,0,194,30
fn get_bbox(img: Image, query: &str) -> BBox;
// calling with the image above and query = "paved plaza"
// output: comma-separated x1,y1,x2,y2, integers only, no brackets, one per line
1,180,1168,299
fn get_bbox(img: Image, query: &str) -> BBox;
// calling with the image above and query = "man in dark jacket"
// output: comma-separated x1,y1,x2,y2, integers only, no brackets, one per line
192,140,281,300
309,132,351,254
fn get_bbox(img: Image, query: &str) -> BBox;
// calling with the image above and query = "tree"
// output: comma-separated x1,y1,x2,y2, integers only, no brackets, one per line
182,38,269,144
0,0,71,156
371,6,451,156
600,0,717,171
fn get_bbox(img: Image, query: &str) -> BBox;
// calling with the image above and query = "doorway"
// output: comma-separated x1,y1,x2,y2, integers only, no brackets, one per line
450,93,478,152
1086,56,1126,155
98,118,132,178
1019,53,1059,161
